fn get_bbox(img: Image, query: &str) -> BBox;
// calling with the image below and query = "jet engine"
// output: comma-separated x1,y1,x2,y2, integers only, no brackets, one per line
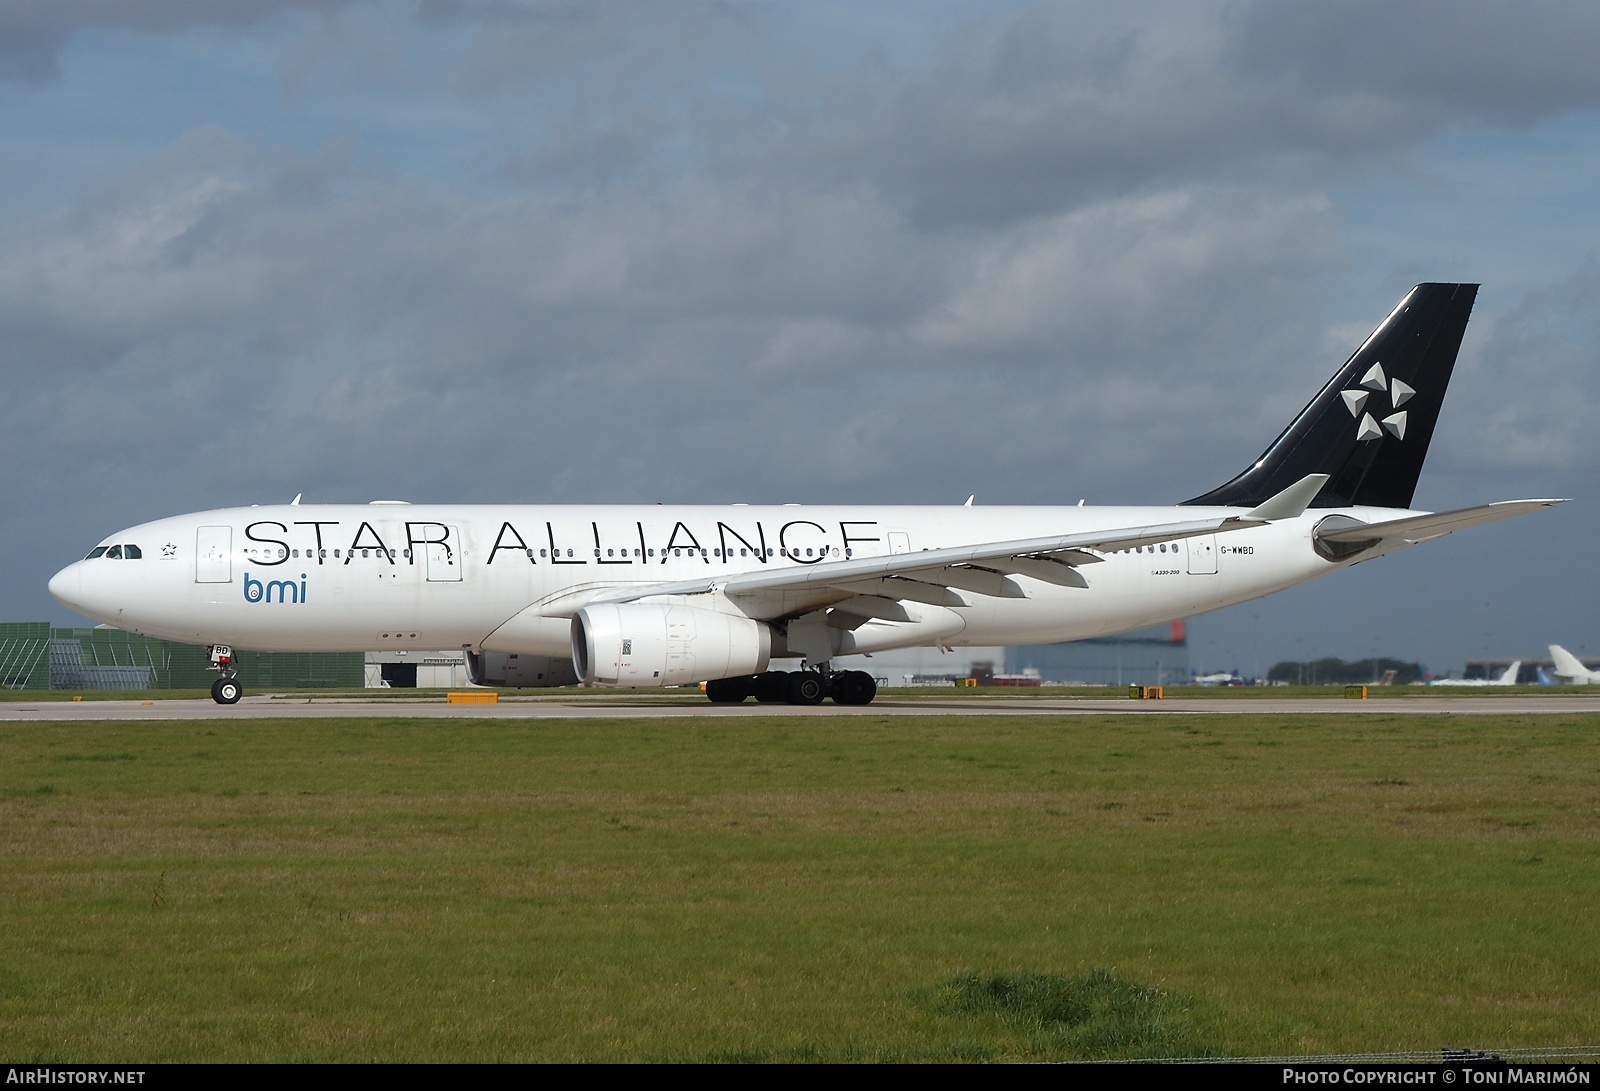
466,651,580,688
572,603,772,687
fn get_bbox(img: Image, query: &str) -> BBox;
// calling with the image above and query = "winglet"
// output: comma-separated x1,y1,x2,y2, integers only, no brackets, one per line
1244,474,1329,521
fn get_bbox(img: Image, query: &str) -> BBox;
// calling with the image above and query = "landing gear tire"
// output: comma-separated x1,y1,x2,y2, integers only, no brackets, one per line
753,671,790,703
831,670,877,706
705,677,750,704
787,672,826,706
211,677,242,705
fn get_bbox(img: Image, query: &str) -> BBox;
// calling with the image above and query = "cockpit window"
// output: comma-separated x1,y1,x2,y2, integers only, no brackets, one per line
86,546,109,559
105,545,123,559
124,544,142,559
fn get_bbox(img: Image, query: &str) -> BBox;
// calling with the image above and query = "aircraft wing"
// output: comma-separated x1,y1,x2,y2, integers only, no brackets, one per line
1315,499,1566,546
573,512,1265,615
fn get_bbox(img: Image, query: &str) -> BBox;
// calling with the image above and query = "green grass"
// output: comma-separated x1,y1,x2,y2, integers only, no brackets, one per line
1,712,1597,1061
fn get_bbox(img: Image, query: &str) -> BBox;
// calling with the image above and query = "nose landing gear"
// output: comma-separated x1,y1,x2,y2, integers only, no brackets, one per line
207,645,243,705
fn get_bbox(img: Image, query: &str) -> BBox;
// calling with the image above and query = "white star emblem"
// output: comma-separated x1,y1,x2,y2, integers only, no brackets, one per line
1343,361,1412,442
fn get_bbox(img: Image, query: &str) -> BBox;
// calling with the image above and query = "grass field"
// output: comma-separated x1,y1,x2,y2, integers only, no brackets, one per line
2,711,1597,1061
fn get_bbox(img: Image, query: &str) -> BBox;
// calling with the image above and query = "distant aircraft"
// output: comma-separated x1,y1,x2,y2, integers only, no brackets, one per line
1429,661,1522,686
1192,670,1243,686
1547,645,1600,684
49,284,1563,705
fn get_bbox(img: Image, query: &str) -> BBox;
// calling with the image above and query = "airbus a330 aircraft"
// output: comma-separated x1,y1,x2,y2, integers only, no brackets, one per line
50,283,1562,705
1428,660,1522,686
1547,645,1599,684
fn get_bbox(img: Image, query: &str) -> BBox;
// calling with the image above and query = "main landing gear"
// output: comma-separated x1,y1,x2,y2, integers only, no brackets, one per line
705,668,878,706
207,645,243,705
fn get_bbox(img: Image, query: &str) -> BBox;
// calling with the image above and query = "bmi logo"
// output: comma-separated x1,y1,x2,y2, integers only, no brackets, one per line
244,572,308,604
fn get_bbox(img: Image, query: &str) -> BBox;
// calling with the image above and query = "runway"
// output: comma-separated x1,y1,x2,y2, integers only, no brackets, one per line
4,693,1600,720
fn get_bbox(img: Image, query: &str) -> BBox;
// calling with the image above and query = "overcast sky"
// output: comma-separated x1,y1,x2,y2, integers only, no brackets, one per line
4,0,1598,675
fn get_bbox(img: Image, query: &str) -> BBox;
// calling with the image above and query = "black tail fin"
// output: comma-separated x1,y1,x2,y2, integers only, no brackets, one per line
1183,283,1477,510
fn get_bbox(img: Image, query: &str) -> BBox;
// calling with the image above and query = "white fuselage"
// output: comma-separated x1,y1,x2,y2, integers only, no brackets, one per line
49,501,1387,659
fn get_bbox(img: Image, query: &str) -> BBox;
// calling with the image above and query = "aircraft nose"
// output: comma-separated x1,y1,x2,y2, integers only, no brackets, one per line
48,562,83,611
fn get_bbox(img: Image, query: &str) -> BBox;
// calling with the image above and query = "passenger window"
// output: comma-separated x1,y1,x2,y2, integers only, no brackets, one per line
124,545,142,559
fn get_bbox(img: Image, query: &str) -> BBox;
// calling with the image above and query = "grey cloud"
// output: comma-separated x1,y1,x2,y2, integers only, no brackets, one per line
735,1,1600,228
0,118,1348,536
5,1,1597,651
1437,262,1600,480
1229,0,1600,125
0,0,365,83
412,0,765,106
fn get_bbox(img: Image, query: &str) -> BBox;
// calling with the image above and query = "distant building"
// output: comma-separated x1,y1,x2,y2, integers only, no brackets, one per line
1003,621,1190,686
0,622,362,690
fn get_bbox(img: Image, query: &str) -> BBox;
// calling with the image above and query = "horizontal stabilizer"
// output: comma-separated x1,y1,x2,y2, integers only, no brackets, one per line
1245,474,1329,521
1316,499,1566,545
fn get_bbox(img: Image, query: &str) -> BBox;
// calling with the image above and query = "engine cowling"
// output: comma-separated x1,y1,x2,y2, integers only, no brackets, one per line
572,603,772,687
466,651,580,688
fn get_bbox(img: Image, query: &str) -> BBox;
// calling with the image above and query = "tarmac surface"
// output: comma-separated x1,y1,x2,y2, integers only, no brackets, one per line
4,693,1600,720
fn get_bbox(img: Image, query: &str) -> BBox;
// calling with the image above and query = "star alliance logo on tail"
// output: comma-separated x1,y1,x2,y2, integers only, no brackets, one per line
1341,362,1413,442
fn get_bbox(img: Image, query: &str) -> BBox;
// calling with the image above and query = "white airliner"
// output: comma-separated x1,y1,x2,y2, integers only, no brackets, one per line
49,284,1563,705
1428,660,1522,686
1547,645,1600,684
